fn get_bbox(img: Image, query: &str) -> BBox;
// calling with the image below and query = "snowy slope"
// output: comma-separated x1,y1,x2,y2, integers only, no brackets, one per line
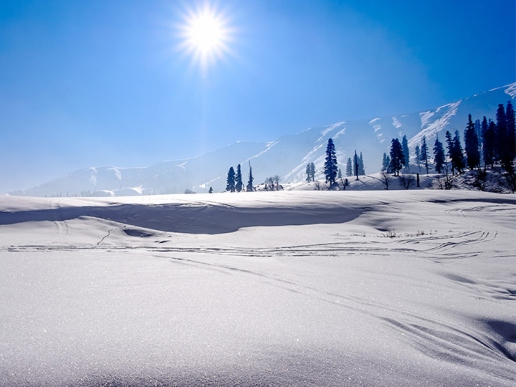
9,82,515,196
0,191,515,386
10,142,266,197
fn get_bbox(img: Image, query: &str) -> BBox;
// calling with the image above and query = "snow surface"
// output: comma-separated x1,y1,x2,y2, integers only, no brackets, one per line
392,117,402,129
0,191,515,386
412,101,461,150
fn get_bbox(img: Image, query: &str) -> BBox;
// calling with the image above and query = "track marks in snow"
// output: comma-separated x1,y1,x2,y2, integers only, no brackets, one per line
1,229,498,260
50,200,72,243
96,229,115,246
164,251,516,376
421,230,496,256
382,316,516,380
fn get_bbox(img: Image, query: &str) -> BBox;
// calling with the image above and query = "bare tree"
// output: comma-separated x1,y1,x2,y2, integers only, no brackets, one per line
471,169,488,192
273,175,281,190
338,177,350,190
263,176,283,191
380,171,391,190
263,177,274,191
435,164,455,190
400,174,415,190
500,166,516,193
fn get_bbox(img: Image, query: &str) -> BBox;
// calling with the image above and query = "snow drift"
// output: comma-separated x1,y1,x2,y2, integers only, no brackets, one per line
0,191,515,386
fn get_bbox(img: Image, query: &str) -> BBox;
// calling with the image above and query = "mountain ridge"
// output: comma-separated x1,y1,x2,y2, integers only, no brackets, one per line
9,82,516,197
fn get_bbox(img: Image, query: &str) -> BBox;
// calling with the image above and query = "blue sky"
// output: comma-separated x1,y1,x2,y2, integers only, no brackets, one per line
1,0,515,193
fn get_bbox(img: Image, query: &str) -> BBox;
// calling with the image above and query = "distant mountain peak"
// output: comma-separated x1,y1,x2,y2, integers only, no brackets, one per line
10,82,515,197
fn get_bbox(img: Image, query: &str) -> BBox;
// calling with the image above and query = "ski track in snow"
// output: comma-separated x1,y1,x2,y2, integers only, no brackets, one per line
0,191,515,386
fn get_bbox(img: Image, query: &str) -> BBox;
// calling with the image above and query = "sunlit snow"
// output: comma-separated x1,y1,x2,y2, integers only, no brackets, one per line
0,191,514,386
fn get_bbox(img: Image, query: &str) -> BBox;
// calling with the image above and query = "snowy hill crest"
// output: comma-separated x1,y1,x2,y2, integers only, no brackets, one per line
10,82,516,197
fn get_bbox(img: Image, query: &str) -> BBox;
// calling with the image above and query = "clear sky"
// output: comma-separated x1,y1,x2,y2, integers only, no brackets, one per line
1,0,515,193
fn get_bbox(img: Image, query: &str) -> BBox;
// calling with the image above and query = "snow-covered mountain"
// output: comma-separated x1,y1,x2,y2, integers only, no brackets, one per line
10,82,516,197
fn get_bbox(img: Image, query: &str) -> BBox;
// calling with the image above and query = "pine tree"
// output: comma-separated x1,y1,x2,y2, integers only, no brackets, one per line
506,101,515,162
306,163,315,182
306,163,312,183
226,167,236,192
475,119,482,148
464,114,480,170
337,168,342,179
382,153,388,171
324,138,338,186
480,116,488,167
382,152,391,172
452,130,465,174
415,145,421,172
481,116,489,140
433,135,445,174
420,136,429,174
385,155,391,173
402,135,410,171
483,120,496,168
445,131,455,174
235,164,243,192
389,138,405,176
246,162,254,192
346,158,353,177
501,101,516,189
358,152,365,175
353,151,359,180
495,103,507,163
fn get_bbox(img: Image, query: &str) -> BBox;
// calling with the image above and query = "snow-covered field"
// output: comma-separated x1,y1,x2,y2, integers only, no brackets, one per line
0,191,514,386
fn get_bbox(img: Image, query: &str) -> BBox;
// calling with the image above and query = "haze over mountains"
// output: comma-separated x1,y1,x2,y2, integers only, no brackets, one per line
9,83,516,197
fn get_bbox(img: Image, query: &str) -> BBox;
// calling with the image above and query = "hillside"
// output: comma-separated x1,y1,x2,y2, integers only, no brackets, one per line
9,82,515,197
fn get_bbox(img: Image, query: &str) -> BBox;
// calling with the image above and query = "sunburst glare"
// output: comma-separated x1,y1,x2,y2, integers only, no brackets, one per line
178,3,232,72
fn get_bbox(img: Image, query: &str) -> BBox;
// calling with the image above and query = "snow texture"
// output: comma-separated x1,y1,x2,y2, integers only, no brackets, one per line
0,191,515,386
411,101,461,149
392,116,402,129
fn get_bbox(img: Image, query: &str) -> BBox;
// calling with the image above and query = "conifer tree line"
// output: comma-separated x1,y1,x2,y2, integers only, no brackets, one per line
388,138,404,176
305,162,316,182
224,162,282,192
346,158,353,177
383,101,515,187
434,101,515,178
225,101,515,193
324,138,338,186
354,152,365,177
420,136,429,174
304,138,365,188
225,162,255,192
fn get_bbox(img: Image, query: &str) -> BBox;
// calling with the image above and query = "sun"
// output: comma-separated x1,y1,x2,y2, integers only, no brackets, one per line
179,4,232,71
187,12,223,53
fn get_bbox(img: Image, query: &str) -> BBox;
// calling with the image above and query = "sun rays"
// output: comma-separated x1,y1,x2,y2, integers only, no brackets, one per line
178,3,233,73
